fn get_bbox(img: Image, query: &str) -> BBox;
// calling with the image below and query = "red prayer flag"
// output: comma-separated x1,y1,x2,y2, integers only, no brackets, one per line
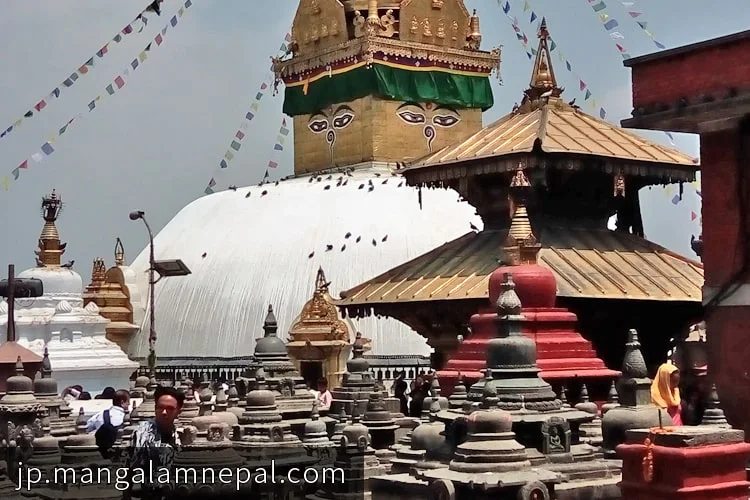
34,100,46,112
122,24,133,35
282,118,287,127
691,211,697,221
114,75,125,89
155,33,163,46
579,80,586,91
235,131,245,140
18,160,28,169
616,43,625,52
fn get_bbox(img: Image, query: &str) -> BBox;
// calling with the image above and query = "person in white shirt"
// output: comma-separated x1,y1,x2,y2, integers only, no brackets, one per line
316,378,332,411
86,389,131,433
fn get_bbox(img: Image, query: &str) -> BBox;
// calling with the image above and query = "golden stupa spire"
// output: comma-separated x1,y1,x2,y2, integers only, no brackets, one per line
114,237,125,266
91,258,107,284
503,166,541,265
526,18,563,101
315,266,331,296
34,189,66,267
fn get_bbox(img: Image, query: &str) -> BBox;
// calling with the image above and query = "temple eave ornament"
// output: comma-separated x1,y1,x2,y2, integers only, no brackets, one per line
274,36,501,80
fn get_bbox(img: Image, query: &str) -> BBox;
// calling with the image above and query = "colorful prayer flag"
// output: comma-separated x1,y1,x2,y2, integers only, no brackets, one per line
18,160,28,169
220,159,228,169
170,15,178,26
279,127,289,136
34,100,46,112
268,160,278,168
31,152,43,163
88,100,96,111
691,211,697,221
592,1,607,12
131,59,139,70
599,108,606,119
224,150,234,161
11,168,19,180
502,1,510,14
114,76,125,89
155,33,163,46
285,32,292,43
255,92,263,101
41,142,54,155
106,84,115,95
604,19,619,30
274,144,283,151
671,194,680,205
51,88,60,98
246,112,255,120
235,131,245,140
230,140,241,151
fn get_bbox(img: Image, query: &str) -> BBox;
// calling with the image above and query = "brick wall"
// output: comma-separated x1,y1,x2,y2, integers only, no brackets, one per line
700,129,743,286
630,38,750,108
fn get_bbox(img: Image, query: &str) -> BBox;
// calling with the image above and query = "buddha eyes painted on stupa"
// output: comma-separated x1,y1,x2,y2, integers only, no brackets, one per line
396,102,461,151
307,105,356,134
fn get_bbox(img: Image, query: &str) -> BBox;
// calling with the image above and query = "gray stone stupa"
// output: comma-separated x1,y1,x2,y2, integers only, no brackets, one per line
33,347,76,440
601,329,673,457
329,341,375,418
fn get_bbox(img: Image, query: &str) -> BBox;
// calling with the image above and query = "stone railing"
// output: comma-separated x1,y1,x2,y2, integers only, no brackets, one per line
133,354,432,391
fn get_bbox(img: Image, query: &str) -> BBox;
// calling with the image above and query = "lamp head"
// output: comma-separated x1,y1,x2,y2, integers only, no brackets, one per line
129,210,144,221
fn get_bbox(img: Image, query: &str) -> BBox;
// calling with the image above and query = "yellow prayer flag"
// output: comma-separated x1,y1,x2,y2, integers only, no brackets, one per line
599,13,609,21
139,51,147,62
645,29,654,38
1,177,9,191
523,0,530,12
13,119,22,128
178,6,185,16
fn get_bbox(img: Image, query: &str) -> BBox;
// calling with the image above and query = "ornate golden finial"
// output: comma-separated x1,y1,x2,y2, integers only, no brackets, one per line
613,173,626,197
466,9,482,50
91,258,106,284
35,189,66,267
366,0,382,35
315,267,331,295
527,18,562,99
114,237,125,266
503,165,541,265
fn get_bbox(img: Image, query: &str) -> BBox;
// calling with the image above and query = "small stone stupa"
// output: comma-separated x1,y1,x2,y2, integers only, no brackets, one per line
233,383,315,472
363,390,399,451
601,329,672,457
33,347,76,440
0,357,43,443
700,382,730,428
253,304,315,424
575,384,603,447
178,377,200,425
329,340,375,417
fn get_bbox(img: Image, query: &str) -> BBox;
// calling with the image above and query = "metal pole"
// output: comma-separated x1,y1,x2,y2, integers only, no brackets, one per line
142,217,157,375
6,264,15,342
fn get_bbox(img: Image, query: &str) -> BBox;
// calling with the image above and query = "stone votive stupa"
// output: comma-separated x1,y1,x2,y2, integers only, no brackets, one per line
212,384,239,428
253,305,315,427
178,377,200,425
363,390,399,451
20,407,61,496
33,347,76,440
170,386,247,498
700,382,730,428
601,328,673,457
575,383,603,447
601,381,619,415
233,385,315,473
226,379,244,420
329,341,375,418
0,357,43,459
415,407,562,500
302,400,335,452
310,412,386,500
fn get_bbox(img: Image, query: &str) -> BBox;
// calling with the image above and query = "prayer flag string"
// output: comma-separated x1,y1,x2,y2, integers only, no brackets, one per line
615,1,666,50
0,0,167,144
0,0,193,192
585,0,632,59
203,32,291,195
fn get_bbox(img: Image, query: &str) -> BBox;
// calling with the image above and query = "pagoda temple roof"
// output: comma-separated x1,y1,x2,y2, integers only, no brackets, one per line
405,19,698,184
336,226,703,307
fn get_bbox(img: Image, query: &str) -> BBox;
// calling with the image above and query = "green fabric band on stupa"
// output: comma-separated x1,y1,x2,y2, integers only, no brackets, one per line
282,64,494,116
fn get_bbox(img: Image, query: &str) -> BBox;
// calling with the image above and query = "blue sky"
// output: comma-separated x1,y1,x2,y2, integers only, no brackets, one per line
0,0,746,278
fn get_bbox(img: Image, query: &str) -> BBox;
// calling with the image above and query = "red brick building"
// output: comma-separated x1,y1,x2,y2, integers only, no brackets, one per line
622,30,750,435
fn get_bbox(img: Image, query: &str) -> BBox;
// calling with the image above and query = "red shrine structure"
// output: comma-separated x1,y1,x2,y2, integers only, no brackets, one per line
621,29,750,436
338,19,703,398
437,169,620,395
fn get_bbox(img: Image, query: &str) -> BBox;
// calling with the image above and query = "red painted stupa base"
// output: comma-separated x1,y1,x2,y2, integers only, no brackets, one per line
617,428,750,500
438,262,619,398
438,305,620,397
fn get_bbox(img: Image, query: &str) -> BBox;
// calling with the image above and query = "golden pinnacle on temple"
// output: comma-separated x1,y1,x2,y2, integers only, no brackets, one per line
315,267,332,295
35,189,67,268
525,17,563,103
114,237,125,266
91,258,107,284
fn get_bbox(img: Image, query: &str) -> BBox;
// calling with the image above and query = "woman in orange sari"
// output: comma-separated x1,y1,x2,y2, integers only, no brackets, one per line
650,363,683,425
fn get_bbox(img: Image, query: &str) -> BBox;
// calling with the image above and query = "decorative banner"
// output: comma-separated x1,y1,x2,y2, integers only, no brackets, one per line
502,0,609,120
0,0,166,143
617,1,666,49
262,116,290,179
203,32,292,195
1,0,192,191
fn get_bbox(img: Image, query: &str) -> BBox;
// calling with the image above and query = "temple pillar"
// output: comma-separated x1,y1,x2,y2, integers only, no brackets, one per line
617,426,750,500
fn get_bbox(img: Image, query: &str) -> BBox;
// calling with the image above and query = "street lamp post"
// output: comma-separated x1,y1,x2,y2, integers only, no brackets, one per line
129,210,191,376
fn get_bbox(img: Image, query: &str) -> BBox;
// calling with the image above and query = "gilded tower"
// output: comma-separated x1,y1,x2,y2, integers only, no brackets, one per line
274,0,501,174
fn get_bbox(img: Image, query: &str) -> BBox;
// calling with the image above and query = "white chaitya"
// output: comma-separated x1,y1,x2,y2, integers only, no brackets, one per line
0,190,138,394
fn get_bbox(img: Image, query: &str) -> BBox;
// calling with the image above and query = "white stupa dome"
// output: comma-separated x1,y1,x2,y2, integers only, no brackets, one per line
17,266,83,300
128,164,484,359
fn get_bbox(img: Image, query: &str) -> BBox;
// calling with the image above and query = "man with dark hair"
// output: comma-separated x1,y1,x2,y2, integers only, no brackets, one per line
125,386,184,498
86,389,131,432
